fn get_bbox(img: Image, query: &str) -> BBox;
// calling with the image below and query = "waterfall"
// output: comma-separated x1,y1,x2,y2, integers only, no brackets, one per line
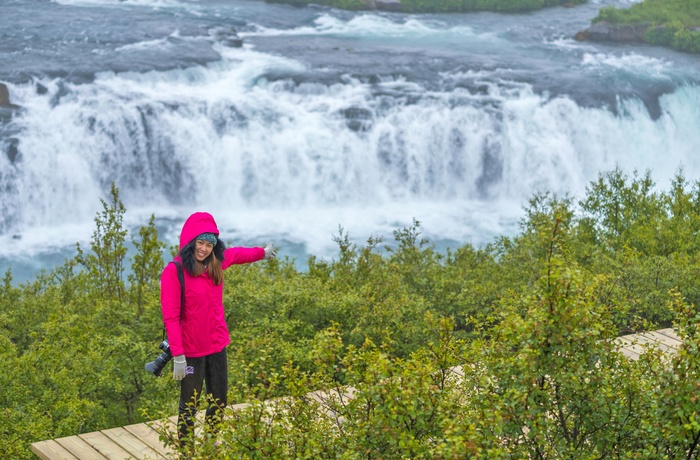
2,55,699,239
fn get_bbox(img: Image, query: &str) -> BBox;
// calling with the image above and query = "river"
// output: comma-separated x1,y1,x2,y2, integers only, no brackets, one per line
1,0,699,282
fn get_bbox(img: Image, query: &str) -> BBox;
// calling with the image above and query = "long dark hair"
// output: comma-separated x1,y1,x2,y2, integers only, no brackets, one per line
179,237,226,285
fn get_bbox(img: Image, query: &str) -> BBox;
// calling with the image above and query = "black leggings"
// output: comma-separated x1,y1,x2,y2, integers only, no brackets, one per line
177,348,228,444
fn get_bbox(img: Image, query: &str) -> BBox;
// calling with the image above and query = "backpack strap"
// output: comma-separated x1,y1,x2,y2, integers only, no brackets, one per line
172,261,185,308
162,261,185,341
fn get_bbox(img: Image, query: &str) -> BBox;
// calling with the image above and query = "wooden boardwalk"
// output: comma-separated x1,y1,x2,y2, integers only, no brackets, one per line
30,328,683,460
30,420,173,460
614,327,682,360
30,406,253,460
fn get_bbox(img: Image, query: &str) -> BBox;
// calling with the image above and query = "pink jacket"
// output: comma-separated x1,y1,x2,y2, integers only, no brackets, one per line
160,212,265,358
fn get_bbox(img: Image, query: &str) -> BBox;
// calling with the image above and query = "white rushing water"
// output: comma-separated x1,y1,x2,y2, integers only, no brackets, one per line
1,0,699,282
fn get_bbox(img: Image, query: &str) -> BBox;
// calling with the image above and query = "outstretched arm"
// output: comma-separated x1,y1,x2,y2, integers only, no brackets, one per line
222,245,273,270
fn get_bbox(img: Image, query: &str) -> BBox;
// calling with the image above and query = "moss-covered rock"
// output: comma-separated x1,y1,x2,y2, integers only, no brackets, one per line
577,0,700,54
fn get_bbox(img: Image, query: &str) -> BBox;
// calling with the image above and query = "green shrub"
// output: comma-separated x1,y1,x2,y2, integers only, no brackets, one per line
672,27,700,53
646,22,684,47
7,164,700,458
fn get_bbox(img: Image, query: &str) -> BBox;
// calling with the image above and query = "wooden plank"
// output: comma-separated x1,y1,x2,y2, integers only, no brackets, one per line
30,439,79,460
229,402,250,412
626,332,671,350
101,427,164,460
447,365,465,378
616,335,646,360
122,423,172,458
616,328,682,360
617,345,641,360
54,435,106,460
144,417,178,439
639,331,681,353
78,431,133,460
652,328,682,345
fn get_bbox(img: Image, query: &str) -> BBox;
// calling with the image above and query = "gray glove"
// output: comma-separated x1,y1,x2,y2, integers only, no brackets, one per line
264,242,277,260
173,355,187,381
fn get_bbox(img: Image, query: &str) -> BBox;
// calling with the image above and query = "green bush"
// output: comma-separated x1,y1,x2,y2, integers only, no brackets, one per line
672,27,700,53
6,165,700,458
646,22,685,48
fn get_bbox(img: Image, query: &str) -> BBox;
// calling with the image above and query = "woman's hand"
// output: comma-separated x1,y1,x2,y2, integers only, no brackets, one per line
264,242,277,260
173,355,187,380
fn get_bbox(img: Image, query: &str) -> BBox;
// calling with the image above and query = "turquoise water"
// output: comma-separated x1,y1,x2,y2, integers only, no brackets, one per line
1,0,699,283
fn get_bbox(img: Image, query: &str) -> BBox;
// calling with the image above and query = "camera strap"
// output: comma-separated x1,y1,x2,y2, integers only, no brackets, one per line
162,261,185,341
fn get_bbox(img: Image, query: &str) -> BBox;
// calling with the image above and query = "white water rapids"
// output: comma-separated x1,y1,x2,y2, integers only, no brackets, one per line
1,0,699,281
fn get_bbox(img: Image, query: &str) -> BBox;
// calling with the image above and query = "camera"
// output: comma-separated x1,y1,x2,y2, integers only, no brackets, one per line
145,340,173,377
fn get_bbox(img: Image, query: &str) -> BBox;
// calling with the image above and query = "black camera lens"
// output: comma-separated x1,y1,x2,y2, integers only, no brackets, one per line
144,340,173,377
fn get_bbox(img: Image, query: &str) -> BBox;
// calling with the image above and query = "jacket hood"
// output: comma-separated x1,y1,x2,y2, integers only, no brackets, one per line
179,212,220,250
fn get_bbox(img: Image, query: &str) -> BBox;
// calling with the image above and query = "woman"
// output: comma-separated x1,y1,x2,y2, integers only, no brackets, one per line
160,211,275,448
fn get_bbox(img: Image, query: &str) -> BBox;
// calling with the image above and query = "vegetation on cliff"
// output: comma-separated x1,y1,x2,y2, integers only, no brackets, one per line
594,0,700,53
2,166,700,458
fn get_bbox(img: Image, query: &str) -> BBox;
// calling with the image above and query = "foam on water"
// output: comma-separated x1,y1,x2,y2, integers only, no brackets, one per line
114,32,185,53
240,13,498,44
53,0,187,7
582,52,671,75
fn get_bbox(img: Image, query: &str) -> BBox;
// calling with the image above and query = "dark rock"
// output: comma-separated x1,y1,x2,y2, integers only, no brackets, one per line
609,23,649,41
0,83,20,109
211,27,243,48
475,134,503,198
0,83,10,106
6,138,20,163
376,0,401,12
338,107,373,132
576,21,649,43
221,36,243,48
